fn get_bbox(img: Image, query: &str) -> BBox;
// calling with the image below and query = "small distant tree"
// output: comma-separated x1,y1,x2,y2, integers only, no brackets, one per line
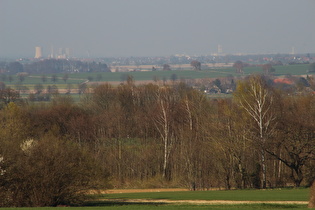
233,61,244,73
46,85,52,95
126,75,134,85
51,85,59,95
96,74,103,81
41,75,47,83
78,83,87,95
190,60,201,71
262,64,275,75
170,74,178,83
62,74,69,83
213,79,222,90
18,74,26,83
51,74,58,83
163,64,171,71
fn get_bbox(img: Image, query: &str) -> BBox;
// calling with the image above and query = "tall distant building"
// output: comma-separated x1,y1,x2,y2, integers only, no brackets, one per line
65,48,71,58
291,47,295,55
218,44,223,54
58,48,64,58
34,46,43,59
57,47,69,59
50,45,54,59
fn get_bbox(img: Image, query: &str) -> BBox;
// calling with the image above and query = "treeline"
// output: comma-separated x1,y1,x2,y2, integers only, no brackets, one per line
1,75,315,206
0,59,110,74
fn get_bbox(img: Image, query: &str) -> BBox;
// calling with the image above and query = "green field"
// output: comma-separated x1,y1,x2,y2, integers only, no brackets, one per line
2,64,311,89
86,204,308,210
0,204,307,210
243,64,311,76
99,188,309,201
61,64,311,82
0,188,310,209
88,188,309,209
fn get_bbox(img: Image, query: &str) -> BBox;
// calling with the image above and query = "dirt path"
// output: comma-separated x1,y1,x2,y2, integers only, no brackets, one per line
100,199,308,205
104,188,189,194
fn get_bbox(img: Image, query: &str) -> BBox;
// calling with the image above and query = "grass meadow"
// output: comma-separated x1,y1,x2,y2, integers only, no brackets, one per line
0,205,307,210
0,188,310,209
2,64,310,88
87,188,310,209
98,188,309,201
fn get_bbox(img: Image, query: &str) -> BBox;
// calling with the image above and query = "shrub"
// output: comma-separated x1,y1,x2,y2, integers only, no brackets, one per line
0,136,108,207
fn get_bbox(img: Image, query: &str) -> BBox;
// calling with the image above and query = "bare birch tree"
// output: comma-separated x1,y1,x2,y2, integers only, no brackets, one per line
234,75,276,188
153,87,176,179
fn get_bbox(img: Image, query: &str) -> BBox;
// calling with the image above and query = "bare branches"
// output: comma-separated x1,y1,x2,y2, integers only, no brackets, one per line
234,75,277,188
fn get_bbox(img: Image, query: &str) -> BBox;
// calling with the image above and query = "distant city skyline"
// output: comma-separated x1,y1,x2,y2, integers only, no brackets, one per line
0,0,314,58
32,44,312,59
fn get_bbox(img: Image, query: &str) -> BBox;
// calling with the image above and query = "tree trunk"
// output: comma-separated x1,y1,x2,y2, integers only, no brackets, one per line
261,150,267,188
225,174,231,190
292,167,303,188
308,180,315,208
163,136,168,178
238,161,246,189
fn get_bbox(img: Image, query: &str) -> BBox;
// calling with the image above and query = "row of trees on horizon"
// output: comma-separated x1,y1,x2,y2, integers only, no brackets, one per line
0,59,110,74
1,58,314,75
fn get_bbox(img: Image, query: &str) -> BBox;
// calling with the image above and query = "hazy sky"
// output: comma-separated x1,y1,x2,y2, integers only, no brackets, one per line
0,0,314,58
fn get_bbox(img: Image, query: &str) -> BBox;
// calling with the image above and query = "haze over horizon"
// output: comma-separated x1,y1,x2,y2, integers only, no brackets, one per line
0,0,314,58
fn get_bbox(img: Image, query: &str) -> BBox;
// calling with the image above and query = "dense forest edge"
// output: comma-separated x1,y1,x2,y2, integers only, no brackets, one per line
1,63,315,207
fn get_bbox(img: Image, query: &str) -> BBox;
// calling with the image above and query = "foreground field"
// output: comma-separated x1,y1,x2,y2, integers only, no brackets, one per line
0,204,308,210
99,188,309,201
85,188,309,209
0,188,310,209
86,203,309,210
